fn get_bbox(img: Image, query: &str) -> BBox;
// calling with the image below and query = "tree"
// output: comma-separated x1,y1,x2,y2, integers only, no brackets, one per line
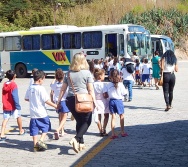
0,0,30,22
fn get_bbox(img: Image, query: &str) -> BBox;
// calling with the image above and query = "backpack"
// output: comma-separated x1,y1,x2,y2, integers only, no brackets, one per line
125,63,135,74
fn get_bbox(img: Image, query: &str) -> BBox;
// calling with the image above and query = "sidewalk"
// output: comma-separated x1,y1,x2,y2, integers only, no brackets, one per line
0,61,187,167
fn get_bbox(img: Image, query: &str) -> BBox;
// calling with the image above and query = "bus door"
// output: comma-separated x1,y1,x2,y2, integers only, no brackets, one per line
152,39,163,57
118,34,125,57
105,34,117,57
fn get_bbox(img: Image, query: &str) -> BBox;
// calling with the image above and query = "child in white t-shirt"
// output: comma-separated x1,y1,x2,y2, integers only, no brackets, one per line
103,69,128,139
142,58,151,87
25,70,57,152
93,68,109,136
50,69,69,140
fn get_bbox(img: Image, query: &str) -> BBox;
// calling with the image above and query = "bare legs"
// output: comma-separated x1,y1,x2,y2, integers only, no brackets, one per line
154,78,159,89
17,117,24,134
0,119,9,137
56,113,68,136
97,113,109,135
111,113,126,137
0,116,24,138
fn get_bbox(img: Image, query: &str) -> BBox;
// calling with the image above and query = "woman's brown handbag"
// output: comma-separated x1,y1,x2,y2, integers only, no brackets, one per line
158,74,163,86
158,60,163,86
68,72,94,113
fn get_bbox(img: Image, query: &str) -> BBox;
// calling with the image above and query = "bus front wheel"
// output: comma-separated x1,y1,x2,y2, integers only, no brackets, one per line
15,64,27,78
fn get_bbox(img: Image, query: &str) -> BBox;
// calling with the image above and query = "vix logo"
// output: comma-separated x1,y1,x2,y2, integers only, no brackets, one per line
52,52,66,62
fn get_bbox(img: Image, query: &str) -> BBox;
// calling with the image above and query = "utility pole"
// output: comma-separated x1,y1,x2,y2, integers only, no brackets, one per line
54,3,61,25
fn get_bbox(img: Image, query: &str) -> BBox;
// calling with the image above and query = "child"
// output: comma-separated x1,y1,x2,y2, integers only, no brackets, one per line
25,70,57,152
103,69,128,139
135,59,140,85
0,70,26,141
142,58,151,87
29,68,38,86
50,69,69,140
93,68,109,136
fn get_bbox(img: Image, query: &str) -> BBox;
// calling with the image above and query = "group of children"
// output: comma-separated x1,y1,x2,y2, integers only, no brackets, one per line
0,65,129,152
93,68,128,138
135,58,154,88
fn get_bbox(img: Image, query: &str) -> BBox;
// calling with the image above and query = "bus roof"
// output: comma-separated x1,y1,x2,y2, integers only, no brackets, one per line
151,34,172,40
29,25,78,30
0,24,146,36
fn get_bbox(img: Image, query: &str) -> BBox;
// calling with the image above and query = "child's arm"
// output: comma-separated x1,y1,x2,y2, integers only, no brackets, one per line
50,90,54,103
24,88,30,102
87,82,98,108
12,86,21,110
57,83,68,106
45,100,57,109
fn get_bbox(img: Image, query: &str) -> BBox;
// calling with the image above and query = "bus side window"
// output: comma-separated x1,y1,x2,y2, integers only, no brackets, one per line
62,32,81,49
42,34,61,50
83,31,102,49
5,36,21,51
23,35,40,50
0,37,3,51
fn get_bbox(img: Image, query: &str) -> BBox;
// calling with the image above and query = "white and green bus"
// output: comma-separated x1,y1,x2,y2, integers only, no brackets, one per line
0,24,152,78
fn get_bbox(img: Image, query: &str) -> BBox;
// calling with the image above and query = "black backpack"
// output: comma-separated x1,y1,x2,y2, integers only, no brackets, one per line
125,63,135,74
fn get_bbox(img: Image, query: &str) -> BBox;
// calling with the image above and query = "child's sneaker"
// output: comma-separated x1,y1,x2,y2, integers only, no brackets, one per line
37,140,48,150
33,145,46,152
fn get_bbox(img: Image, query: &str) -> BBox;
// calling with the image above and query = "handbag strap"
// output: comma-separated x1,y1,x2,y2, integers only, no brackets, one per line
68,72,76,95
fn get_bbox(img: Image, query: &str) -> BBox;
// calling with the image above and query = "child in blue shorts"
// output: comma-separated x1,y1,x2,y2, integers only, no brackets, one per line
50,69,69,140
103,69,128,139
25,70,57,152
0,70,25,141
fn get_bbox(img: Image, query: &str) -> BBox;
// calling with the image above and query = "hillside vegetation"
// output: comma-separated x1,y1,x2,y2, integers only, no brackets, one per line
0,0,187,53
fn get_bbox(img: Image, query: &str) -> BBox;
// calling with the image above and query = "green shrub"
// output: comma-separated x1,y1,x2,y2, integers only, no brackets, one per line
120,8,188,47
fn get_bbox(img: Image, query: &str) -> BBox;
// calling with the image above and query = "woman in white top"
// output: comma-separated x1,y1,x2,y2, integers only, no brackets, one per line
160,50,178,111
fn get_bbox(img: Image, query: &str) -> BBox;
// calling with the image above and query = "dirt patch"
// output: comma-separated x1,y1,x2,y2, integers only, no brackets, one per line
175,40,188,60
175,49,188,60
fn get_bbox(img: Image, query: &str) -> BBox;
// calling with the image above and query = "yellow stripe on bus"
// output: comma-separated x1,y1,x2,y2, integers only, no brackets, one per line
19,30,55,35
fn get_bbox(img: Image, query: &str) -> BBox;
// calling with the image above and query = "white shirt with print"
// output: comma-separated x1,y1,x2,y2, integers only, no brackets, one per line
121,68,134,81
142,63,151,74
50,81,68,102
25,84,49,118
103,82,127,100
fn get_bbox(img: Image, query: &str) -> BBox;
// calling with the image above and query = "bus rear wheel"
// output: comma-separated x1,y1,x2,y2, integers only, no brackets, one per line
15,63,27,78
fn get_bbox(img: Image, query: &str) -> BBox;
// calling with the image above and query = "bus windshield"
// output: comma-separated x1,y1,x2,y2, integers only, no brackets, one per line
127,33,150,57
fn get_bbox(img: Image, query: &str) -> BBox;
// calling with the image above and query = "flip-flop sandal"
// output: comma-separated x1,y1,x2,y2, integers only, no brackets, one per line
54,132,59,140
110,135,118,139
121,133,128,137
